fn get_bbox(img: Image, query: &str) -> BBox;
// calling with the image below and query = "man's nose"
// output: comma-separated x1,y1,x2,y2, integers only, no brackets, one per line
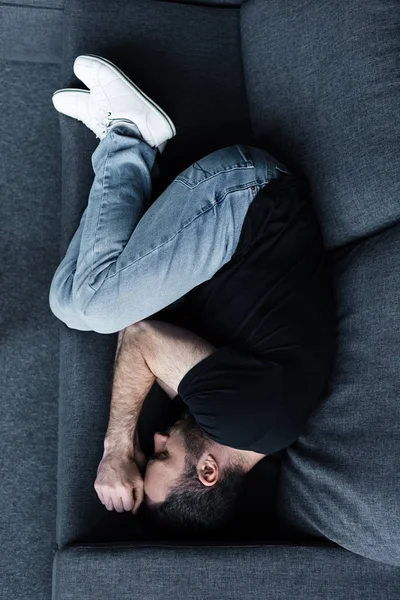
153,431,169,452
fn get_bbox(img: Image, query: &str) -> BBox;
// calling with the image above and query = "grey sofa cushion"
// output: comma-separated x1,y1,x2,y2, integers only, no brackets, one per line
56,0,254,549
159,0,243,6
278,223,400,567
241,0,400,250
53,544,400,600
1,3,63,63
155,0,243,8
241,0,400,567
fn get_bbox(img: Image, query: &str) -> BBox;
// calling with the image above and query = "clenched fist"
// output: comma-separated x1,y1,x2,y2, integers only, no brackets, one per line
94,451,144,514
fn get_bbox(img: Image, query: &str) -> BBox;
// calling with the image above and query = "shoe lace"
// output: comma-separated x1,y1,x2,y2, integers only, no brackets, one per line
90,86,113,137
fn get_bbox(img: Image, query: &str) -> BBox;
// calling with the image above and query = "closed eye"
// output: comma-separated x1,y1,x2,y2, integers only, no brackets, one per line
150,451,168,462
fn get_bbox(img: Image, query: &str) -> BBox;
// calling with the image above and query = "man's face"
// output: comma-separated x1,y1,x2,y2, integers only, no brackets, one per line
143,409,207,505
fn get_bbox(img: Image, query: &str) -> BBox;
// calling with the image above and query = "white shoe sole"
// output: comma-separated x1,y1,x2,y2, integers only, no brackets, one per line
74,54,176,139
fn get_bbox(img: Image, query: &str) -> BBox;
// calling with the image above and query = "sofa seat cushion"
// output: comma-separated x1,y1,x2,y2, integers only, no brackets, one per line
160,0,243,6
240,0,400,250
56,0,253,548
277,222,400,567
52,543,400,600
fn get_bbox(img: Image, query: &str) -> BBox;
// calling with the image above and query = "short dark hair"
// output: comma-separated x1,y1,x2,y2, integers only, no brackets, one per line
142,453,248,532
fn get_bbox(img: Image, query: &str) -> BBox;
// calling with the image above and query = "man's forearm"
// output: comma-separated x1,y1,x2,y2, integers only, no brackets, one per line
104,318,215,459
104,325,155,459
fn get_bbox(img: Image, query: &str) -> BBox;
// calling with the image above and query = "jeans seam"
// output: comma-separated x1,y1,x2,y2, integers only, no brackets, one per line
91,182,259,286
175,164,254,190
235,144,253,165
89,149,112,291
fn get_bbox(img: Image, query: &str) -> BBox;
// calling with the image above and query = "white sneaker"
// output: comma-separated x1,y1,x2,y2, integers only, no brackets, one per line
52,88,167,153
74,54,176,147
51,88,168,153
52,54,176,150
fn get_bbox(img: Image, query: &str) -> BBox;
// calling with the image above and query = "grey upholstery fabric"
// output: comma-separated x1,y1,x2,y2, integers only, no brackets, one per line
57,0,253,549
0,4,63,63
0,59,61,599
53,544,400,600
159,0,243,6
241,0,400,250
278,223,400,566
241,0,400,566
3,0,64,7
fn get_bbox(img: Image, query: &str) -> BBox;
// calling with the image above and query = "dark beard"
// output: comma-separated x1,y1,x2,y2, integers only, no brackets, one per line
167,408,207,461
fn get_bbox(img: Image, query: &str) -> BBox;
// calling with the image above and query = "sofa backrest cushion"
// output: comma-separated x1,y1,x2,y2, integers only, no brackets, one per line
240,0,400,250
239,0,400,567
278,222,400,567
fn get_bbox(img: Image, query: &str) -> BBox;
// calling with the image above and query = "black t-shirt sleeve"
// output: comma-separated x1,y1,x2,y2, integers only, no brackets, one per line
176,345,303,454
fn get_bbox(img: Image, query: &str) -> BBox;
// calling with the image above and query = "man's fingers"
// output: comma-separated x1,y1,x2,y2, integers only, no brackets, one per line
113,487,134,512
112,496,124,513
121,492,133,512
94,482,105,505
104,492,123,512
132,481,144,514
94,456,144,513
96,484,135,512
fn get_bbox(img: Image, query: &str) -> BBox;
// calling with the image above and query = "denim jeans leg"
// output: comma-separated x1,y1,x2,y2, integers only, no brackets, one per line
49,121,158,330
49,124,289,334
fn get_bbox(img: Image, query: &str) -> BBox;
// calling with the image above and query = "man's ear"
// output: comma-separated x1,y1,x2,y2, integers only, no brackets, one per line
197,455,219,487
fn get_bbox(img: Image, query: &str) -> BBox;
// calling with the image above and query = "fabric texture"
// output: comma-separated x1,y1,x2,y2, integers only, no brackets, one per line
240,0,400,250
277,222,400,566
177,346,286,452
158,0,244,8
0,4,63,63
52,544,400,600
0,58,61,600
159,0,243,5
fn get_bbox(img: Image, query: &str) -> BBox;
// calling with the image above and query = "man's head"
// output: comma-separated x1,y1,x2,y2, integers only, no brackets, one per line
142,408,249,531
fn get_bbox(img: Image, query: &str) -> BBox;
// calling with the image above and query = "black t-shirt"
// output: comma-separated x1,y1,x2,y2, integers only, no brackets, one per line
154,173,337,455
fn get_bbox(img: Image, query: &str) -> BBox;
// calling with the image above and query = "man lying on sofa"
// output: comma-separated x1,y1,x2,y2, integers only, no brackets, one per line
49,54,337,531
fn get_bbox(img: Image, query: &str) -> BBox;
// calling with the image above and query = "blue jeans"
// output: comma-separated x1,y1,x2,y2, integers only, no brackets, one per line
49,122,290,334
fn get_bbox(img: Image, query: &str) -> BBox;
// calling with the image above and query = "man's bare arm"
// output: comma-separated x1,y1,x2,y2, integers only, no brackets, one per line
105,326,155,459
131,319,216,393
104,319,216,459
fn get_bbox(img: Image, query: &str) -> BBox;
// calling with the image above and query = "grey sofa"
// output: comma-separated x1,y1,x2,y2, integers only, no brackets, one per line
42,0,400,597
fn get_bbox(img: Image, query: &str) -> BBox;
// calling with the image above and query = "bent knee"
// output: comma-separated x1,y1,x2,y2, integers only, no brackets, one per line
74,286,140,334
49,274,92,331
